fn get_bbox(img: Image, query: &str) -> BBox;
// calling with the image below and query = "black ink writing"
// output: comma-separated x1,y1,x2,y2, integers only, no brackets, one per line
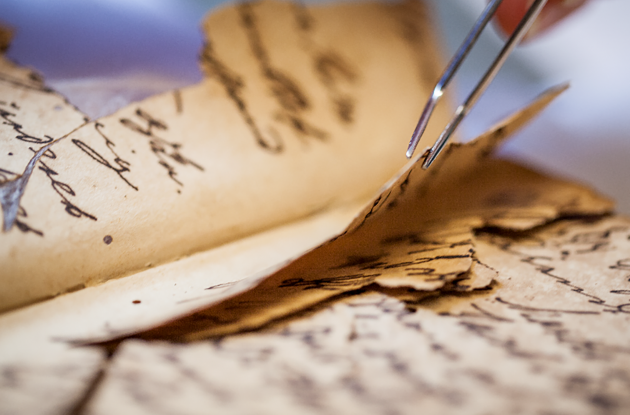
291,3,359,124
239,2,328,144
36,150,97,221
73,123,138,191
280,273,380,291
120,109,203,186
201,41,283,153
0,101,54,144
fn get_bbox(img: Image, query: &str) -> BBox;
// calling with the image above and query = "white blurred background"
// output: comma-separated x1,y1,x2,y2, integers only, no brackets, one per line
1,0,628,213
431,0,630,216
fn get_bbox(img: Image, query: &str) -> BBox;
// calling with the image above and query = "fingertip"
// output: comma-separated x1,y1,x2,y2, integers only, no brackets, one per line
494,0,589,40
493,0,530,38
528,0,588,39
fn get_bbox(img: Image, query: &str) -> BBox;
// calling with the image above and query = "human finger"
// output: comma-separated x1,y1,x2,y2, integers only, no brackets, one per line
494,0,589,39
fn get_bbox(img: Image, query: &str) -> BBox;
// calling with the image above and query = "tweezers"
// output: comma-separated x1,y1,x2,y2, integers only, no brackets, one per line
406,0,549,168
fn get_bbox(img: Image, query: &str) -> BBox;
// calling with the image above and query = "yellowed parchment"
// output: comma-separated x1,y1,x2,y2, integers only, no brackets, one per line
82,215,630,415
0,2,627,413
0,0,447,312
0,0,612,346
0,84,590,354
131,85,612,341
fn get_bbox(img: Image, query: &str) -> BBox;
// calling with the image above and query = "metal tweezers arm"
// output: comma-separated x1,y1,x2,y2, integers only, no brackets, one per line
406,0,549,168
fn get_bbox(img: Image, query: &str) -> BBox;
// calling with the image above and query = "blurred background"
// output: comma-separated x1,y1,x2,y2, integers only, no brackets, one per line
1,0,628,214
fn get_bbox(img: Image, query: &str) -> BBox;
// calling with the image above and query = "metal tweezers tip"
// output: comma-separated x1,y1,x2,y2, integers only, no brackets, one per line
406,0,549,167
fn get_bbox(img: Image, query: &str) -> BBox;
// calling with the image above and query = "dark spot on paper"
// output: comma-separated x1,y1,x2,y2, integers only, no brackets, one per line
132,300,141,304
103,235,113,245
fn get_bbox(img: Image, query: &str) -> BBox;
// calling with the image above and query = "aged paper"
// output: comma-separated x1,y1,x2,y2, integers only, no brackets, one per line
133,85,612,341
0,1,627,414
0,48,89,237
83,216,630,415
0,0,447,312
0,83,601,361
